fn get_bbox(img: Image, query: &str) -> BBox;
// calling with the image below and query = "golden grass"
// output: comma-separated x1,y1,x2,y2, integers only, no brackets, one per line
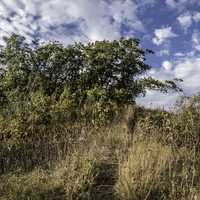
0,101,200,199
0,149,97,200
115,137,200,200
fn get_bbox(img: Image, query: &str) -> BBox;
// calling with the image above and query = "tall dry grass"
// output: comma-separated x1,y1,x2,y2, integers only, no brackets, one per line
115,137,200,200
0,96,200,199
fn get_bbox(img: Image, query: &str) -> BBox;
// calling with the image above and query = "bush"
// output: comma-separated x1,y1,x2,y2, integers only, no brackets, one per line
0,35,181,128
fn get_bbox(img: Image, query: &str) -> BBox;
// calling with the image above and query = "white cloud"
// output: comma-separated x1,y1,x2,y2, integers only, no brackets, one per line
177,12,193,31
174,57,200,95
137,56,200,109
175,52,185,57
157,49,170,56
152,26,177,45
137,90,180,110
166,0,199,10
0,0,149,45
162,60,173,71
192,31,200,52
177,12,200,32
193,12,200,22
165,0,177,8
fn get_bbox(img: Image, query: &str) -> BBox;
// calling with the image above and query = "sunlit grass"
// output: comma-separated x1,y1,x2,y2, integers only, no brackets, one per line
0,96,200,199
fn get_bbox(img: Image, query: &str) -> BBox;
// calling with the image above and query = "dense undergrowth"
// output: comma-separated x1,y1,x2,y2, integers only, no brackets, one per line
0,94,200,200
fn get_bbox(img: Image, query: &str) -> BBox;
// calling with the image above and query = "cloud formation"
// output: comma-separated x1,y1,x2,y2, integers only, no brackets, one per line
152,27,177,45
192,31,200,52
0,0,149,45
162,60,173,71
165,0,200,10
193,12,200,22
138,56,200,109
177,12,193,31
177,11,200,32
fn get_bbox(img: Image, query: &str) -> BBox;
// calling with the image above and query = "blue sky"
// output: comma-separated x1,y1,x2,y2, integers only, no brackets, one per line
0,0,200,109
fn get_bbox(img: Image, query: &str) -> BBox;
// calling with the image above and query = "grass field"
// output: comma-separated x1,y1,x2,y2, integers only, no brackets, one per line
0,97,200,200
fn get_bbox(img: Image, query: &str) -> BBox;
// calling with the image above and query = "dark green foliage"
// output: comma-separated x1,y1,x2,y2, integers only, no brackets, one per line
0,34,181,143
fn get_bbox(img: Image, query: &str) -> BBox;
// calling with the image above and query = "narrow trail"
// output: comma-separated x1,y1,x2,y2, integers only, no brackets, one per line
90,160,118,200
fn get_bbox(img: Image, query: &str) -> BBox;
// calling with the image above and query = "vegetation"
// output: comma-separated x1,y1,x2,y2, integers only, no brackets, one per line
0,35,200,200
0,35,181,132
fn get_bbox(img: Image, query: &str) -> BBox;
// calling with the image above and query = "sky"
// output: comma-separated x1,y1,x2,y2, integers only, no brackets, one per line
0,0,200,109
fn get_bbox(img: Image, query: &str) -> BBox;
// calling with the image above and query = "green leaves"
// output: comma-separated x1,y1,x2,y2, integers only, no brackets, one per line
0,34,182,126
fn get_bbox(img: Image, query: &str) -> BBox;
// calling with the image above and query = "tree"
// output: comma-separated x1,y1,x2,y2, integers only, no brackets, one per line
0,34,182,124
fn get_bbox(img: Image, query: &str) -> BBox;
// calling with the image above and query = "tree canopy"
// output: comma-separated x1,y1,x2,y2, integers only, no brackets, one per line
0,34,181,127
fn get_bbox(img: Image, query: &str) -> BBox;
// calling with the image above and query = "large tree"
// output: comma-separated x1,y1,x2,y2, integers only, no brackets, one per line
0,35,181,123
